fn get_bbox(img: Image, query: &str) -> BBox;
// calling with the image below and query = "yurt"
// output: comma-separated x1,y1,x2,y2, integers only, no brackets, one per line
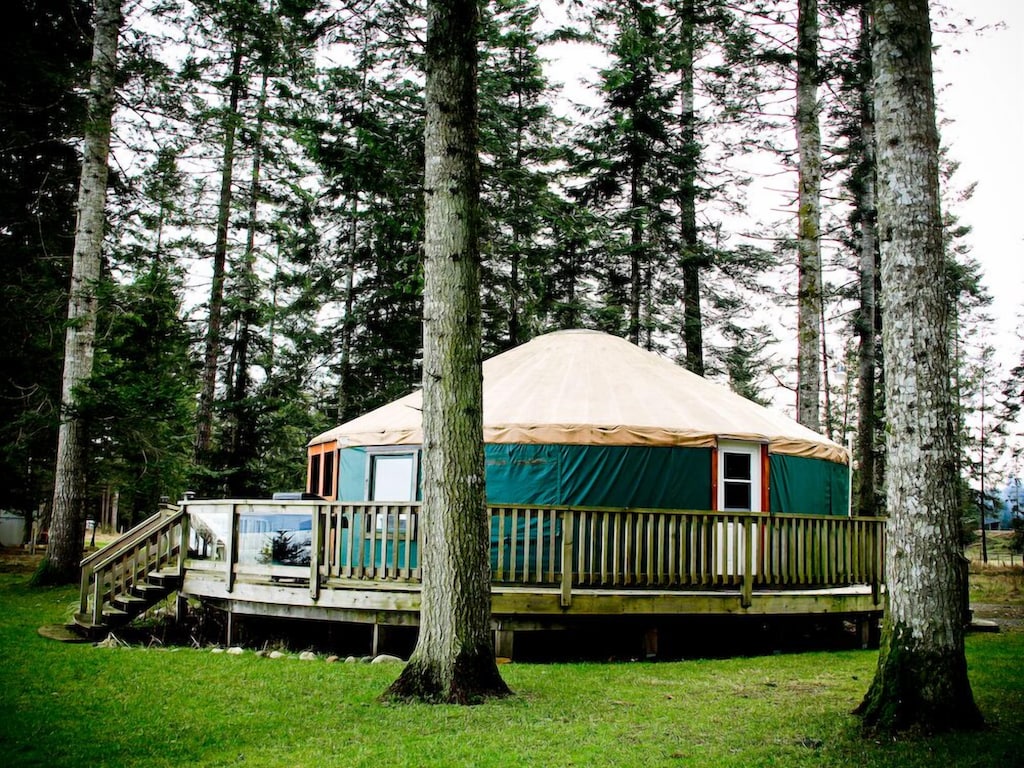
307,330,849,517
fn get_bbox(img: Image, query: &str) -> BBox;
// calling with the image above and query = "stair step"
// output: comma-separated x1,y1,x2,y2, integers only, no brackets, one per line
133,583,167,597
101,606,128,621
74,612,105,630
114,593,147,605
147,570,182,587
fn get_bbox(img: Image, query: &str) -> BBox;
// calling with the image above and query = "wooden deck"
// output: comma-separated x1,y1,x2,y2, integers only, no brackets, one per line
78,500,885,653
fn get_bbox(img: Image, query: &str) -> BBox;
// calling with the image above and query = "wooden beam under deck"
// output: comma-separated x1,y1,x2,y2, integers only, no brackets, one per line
182,568,882,629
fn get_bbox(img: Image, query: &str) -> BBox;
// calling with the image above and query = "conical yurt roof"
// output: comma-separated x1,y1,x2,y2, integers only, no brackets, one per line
310,329,848,464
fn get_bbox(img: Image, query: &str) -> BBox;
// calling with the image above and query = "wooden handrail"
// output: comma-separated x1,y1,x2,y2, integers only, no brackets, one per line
179,500,887,605
81,504,183,569
79,504,187,625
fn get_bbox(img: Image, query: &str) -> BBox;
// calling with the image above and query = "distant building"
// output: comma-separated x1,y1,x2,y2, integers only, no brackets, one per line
999,477,1024,530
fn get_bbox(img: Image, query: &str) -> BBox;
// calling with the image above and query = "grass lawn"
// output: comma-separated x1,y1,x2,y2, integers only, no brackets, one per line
1,572,1022,767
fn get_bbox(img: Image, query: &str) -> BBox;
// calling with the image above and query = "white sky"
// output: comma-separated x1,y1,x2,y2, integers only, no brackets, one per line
934,0,1024,370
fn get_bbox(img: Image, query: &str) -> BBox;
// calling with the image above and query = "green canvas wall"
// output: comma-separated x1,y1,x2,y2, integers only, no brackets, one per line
769,453,850,517
336,443,850,516
484,444,712,509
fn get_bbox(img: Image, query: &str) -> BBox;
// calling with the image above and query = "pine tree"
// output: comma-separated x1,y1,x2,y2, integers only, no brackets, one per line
855,0,982,733
384,0,510,704
478,0,564,351
0,0,92,526
80,261,195,524
36,0,124,585
847,1,881,516
304,50,426,421
573,0,676,347
795,0,822,430
36,0,123,585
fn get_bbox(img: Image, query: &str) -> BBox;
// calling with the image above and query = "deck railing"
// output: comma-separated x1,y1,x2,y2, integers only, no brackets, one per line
182,501,885,607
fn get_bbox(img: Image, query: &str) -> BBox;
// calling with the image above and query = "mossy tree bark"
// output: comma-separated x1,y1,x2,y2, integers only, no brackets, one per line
34,0,122,586
853,4,880,517
795,0,822,432
383,0,510,704
855,0,982,734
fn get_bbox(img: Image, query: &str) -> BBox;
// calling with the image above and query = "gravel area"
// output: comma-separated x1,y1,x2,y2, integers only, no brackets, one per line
971,602,1024,633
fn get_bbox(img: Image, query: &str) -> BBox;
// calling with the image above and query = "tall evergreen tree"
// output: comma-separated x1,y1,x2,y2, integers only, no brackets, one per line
666,0,704,372
385,0,510,704
574,0,674,347
847,1,881,516
0,0,92,525
477,0,566,351
795,0,822,430
855,0,982,733
80,262,196,524
305,51,426,422
36,0,123,585
193,24,243,468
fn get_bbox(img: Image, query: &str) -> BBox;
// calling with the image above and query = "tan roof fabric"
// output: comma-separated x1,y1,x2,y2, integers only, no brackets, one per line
310,330,849,464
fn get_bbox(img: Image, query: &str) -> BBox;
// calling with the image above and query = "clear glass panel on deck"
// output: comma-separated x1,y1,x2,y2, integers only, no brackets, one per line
238,507,313,566
187,507,231,562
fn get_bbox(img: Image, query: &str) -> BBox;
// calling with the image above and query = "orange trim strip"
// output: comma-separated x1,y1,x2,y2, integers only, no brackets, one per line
710,448,718,512
761,445,770,513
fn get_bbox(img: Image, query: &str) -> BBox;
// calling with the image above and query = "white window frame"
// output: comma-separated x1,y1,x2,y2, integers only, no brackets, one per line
366,448,419,502
717,441,763,512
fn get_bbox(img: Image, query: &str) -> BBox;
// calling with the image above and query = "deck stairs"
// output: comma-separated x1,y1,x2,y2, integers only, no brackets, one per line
74,505,188,637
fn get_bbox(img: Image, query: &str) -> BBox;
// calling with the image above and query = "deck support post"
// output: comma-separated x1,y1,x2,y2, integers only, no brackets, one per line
643,627,658,659
494,629,514,660
175,593,189,623
372,622,393,657
856,617,871,649
225,608,235,647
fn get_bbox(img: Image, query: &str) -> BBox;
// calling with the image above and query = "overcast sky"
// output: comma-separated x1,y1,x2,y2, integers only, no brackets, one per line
934,0,1024,370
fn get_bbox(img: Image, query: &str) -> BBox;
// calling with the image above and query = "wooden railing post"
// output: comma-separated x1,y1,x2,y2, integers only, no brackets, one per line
177,509,189,575
309,504,322,600
91,572,103,625
79,563,93,616
560,509,574,608
225,504,238,593
741,518,753,608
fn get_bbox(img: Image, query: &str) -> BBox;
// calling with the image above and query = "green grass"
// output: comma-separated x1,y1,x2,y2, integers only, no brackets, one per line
968,566,1024,604
2,573,1022,768
967,531,1023,568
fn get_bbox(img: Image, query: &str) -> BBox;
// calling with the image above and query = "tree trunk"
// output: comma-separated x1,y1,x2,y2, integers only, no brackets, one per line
677,0,704,375
628,163,642,346
856,0,982,734
383,0,509,704
195,43,243,463
795,0,822,431
855,3,879,517
225,69,267,496
337,37,369,421
34,0,122,586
